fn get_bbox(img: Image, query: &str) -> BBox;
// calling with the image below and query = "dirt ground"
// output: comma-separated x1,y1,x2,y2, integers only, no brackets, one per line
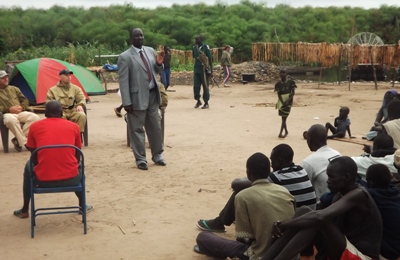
0,80,396,259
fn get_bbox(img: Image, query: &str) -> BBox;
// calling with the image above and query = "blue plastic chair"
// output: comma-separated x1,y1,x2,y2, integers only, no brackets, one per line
30,144,87,238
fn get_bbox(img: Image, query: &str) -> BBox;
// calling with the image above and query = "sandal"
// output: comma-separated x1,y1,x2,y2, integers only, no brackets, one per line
196,219,225,232
13,209,29,219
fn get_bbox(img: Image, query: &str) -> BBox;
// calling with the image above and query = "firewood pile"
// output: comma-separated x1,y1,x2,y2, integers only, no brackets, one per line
170,61,280,86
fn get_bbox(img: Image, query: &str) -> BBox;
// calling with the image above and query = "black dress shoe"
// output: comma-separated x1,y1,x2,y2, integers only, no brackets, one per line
201,103,209,109
194,100,202,108
138,163,148,170
155,160,167,166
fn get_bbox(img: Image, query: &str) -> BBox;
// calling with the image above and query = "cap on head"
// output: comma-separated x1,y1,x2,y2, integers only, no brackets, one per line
0,70,9,78
59,69,73,76
224,45,230,50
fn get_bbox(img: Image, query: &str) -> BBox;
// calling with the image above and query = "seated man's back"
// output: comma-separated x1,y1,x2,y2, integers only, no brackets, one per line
366,164,400,259
235,180,295,258
27,104,81,181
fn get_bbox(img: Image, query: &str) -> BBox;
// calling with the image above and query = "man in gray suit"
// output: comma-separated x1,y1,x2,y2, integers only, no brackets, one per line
118,28,166,170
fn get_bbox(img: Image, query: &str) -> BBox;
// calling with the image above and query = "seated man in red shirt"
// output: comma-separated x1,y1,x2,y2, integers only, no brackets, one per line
13,100,93,218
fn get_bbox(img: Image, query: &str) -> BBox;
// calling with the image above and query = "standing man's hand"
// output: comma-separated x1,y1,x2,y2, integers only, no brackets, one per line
76,105,84,112
124,105,134,113
9,105,23,114
156,51,165,65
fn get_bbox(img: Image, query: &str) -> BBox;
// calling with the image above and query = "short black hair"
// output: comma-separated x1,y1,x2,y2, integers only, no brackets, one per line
387,100,400,119
329,156,358,182
366,164,392,188
272,144,294,162
340,106,350,114
246,152,271,179
373,134,394,150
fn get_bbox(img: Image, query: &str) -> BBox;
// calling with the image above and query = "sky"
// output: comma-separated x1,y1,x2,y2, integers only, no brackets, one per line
1,0,399,10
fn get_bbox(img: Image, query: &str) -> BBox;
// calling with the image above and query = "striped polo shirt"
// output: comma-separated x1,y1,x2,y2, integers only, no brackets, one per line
268,164,317,210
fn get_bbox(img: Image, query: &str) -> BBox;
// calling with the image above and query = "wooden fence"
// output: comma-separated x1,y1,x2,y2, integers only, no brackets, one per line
252,42,400,68
158,45,220,65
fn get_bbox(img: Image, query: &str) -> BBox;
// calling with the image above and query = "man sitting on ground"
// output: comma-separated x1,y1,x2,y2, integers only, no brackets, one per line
196,143,316,233
13,100,93,218
194,153,295,259
46,69,86,133
352,134,397,179
261,156,382,260
366,164,400,260
301,124,341,203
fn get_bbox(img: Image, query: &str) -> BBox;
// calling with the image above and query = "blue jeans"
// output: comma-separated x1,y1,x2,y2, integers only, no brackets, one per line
161,68,171,89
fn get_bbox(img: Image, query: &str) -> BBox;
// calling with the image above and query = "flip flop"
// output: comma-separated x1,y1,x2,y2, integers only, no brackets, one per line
196,219,225,233
79,204,94,215
13,209,29,219
193,245,203,254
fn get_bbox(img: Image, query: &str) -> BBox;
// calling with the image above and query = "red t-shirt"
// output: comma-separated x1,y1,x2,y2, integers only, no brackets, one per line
26,118,82,181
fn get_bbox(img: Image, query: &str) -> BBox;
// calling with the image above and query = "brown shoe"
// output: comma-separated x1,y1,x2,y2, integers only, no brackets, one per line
114,107,122,118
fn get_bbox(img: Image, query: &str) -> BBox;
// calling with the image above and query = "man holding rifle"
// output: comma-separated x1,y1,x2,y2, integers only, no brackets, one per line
192,35,213,109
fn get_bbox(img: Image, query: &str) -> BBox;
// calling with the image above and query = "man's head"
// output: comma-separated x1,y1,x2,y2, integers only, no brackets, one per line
59,69,73,85
384,90,397,106
366,164,392,189
131,28,144,49
246,152,271,182
306,124,327,152
224,45,230,51
270,144,294,171
339,106,350,118
326,156,358,194
372,134,394,151
387,100,400,120
164,46,170,53
45,100,63,118
279,68,287,81
195,35,203,46
0,70,9,89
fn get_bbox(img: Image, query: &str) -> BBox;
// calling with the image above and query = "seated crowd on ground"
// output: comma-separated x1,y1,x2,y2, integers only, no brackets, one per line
194,123,400,260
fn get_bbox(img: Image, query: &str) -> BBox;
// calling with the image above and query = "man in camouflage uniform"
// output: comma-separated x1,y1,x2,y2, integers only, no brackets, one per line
192,35,213,109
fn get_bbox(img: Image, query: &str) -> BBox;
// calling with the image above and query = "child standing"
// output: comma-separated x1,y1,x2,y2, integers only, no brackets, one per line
275,68,297,138
325,106,354,139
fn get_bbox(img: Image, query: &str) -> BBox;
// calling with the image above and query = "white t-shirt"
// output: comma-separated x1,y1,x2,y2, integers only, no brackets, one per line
300,145,341,202
352,154,397,180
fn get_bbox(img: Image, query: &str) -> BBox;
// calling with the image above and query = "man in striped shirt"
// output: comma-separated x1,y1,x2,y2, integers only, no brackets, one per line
196,144,317,233
269,144,317,209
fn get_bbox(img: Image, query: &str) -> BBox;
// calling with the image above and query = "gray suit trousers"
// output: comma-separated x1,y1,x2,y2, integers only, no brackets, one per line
126,90,164,165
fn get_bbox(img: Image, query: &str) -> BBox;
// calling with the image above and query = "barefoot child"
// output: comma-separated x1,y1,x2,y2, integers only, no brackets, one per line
325,106,354,139
275,68,296,138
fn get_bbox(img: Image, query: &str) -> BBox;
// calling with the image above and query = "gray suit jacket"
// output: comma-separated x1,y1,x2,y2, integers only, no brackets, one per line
118,46,162,110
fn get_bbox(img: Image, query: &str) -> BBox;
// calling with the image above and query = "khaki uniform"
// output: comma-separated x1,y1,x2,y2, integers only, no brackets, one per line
46,83,86,132
0,85,40,145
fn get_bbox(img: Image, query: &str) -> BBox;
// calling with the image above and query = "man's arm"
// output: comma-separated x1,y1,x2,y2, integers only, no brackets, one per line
117,53,132,109
15,87,29,110
279,188,364,231
46,88,55,102
74,88,86,107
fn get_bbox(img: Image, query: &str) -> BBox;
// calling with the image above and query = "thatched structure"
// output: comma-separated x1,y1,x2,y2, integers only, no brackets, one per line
252,42,400,68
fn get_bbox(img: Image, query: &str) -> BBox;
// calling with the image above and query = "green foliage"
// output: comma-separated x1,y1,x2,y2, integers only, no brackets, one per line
0,3,400,68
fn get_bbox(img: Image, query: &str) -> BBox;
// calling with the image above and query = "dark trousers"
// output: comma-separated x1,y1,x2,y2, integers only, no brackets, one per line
193,71,210,102
23,160,82,202
161,68,171,88
196,231,250,260
219,177,252,226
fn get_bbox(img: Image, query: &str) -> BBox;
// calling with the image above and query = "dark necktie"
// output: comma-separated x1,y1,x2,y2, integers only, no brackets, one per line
139,50,152,82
